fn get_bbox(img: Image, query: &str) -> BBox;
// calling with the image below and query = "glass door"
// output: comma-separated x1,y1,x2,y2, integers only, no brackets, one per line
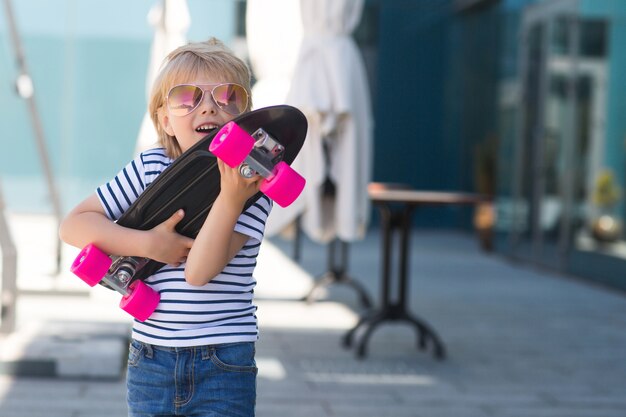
510,0,586,268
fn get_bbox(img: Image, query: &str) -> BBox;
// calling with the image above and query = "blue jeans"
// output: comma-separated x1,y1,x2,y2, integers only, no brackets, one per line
126,339,257,417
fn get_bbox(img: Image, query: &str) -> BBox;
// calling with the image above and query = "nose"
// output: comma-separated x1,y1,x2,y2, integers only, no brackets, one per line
198,90,218,114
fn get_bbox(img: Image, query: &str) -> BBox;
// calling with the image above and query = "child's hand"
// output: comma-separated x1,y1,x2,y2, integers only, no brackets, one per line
147,209,194,266
217,159,262,207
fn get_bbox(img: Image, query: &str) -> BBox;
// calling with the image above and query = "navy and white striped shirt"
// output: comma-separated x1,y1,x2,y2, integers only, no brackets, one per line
97,148,272,347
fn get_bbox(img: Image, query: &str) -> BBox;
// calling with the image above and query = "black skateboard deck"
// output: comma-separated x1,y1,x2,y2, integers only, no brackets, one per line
115,105,307,282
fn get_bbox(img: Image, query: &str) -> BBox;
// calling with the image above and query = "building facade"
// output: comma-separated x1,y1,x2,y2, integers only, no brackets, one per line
362,0,626,290
492,0,626,290
1,0,625,290
440,0,626,290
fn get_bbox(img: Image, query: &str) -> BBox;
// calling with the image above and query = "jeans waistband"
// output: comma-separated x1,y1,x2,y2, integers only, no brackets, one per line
132,339,252,360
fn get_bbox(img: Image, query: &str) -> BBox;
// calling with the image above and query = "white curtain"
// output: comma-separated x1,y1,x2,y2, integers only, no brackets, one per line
267,0,373,243
135,0,190,154
246,0,302,110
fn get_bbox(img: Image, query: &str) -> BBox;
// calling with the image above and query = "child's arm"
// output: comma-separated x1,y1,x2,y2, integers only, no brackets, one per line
59,194,194,266
185,160,262,286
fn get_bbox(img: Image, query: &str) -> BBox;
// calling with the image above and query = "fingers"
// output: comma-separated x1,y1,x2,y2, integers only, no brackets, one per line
217,160,262,203
218,160,243,182
252,175,263,191
218,160,260,185
171,243,192,266
172,256,187,267
182,236,194,249
164,209,185,230
170,244,191,267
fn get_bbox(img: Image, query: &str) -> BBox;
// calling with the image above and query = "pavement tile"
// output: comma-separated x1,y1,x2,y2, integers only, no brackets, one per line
256,403,330,417
0,320,130,379
0,214,625,416
491,406,626,417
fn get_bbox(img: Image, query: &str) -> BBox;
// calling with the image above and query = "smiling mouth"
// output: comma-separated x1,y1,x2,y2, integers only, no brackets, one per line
195,124,219,134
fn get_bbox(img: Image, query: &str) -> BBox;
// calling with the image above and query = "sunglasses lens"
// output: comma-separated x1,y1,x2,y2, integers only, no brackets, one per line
212,84,248,115
168,85,203,116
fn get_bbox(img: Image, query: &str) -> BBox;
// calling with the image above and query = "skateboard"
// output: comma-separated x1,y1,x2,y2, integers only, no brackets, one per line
69,105,307,321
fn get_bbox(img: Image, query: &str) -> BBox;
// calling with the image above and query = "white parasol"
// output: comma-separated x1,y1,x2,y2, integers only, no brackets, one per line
245,0,302,110
267,0,373,243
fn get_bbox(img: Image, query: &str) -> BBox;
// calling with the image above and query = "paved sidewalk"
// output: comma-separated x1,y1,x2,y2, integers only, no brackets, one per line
0,213,625,416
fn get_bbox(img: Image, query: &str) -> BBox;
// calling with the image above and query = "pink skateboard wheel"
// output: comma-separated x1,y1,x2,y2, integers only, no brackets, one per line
209,121,255,167
260,161,306,207
70,244,112,287
119,280,160,322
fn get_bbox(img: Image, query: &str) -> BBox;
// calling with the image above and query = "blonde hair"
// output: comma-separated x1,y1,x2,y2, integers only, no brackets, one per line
149,38,252,159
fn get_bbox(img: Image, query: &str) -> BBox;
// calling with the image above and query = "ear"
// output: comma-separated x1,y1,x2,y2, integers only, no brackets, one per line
158,107,175,136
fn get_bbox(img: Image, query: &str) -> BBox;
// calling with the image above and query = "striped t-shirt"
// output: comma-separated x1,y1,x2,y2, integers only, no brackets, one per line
97,148,272,347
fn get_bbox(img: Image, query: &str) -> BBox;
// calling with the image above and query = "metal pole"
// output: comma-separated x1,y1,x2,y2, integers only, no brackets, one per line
3,0,63,274
0,182,17,334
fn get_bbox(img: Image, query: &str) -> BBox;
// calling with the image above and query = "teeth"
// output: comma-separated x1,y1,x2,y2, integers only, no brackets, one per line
196,124,218,132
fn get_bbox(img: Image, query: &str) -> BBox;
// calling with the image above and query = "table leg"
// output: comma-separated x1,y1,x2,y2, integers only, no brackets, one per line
304,239,373,308
405,314,446,359
344,306,445,359
342,202,447,360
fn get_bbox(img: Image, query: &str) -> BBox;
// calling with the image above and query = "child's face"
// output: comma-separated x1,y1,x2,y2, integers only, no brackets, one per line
160,76,245,154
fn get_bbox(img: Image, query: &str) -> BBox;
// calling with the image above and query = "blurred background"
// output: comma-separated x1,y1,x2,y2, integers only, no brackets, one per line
0,1,625,415
2,0,625,291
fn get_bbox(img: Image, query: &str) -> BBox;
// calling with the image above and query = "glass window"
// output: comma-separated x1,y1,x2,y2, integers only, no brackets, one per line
551,16,571,56
580,20,607,58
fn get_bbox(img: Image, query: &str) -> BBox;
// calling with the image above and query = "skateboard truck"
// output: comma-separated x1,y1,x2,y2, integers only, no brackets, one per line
238,128,285,179
210,122,306,207
103,256,149,293
70,244,160,321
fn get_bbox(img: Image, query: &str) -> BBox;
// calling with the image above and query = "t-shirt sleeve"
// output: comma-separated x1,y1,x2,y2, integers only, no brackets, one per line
234,194,273,243
96,154,146,221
